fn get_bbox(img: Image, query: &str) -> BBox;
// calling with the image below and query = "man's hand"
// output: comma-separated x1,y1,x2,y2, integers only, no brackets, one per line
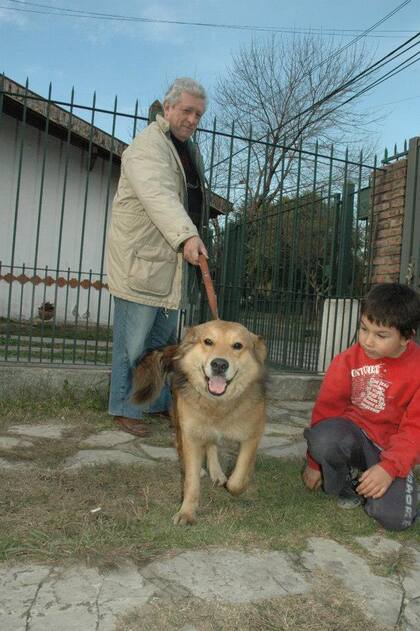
183,235,208,265
302,465,322,491
356,464,393,499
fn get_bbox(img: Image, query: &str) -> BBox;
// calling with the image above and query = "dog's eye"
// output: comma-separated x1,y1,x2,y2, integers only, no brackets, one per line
203,338,214,346
232,342,243,350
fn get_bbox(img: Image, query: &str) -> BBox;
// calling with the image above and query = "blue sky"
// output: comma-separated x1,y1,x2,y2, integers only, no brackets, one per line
1,0,419,155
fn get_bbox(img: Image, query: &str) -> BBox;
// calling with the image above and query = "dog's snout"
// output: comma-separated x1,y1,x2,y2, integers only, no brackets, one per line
210,357,229,374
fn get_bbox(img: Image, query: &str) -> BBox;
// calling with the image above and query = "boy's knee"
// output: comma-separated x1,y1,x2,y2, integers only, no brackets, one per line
304,425,339,461
304,418,360,462
365,503,416,532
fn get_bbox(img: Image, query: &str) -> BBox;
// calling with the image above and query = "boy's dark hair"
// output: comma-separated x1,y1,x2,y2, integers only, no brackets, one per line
360,283,420,339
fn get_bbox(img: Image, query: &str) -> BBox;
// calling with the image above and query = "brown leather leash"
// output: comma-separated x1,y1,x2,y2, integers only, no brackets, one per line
198,254,219,320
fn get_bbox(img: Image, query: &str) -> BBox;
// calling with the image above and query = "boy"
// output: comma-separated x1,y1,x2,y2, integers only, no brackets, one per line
303,283,420,531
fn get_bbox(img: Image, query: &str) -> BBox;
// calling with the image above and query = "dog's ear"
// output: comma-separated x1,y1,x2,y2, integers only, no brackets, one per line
174,326,197,361
252,334,267,364
181,327,197,344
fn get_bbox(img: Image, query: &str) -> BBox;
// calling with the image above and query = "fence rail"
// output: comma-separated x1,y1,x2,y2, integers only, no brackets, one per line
1,75,388,372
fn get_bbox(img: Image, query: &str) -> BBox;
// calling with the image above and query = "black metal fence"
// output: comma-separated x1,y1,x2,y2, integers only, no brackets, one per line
0,75,407,371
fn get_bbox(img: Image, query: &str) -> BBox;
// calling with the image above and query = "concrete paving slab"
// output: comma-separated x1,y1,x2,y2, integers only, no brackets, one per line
144,549,310,603
258,435,291,449
0,563,155,631
405,605,420,631
268,400,314,412
7,424,67,440
0,564,52,631
288,414,311,426
63,449,154,471
0,457,33,471
302,537,403,628
263,441,307,459
140,444,178,461
401,546,420,595
266,408,293,422
355,536,420,626
1,540,419,630
80,430,137,448
355,535,402,557
0,436,33,449
265,422,304,436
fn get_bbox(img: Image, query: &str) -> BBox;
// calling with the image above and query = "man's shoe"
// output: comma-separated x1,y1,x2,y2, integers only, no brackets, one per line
114,416,149,437
146,411,171,418
337,483,362,510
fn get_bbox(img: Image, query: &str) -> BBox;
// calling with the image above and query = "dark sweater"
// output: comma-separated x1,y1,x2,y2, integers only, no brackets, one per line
170,132,203,229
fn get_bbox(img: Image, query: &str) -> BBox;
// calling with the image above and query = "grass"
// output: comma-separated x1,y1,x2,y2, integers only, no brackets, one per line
1,457,389,567
0,392,418,630
0,347,110,364
0,317,112,341
117,583,386,631
0,392,419,569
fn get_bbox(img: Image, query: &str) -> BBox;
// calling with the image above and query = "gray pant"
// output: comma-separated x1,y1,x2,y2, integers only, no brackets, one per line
304,418,417,531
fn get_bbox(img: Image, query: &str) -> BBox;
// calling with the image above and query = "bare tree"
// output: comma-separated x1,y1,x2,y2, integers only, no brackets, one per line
214,35,380,213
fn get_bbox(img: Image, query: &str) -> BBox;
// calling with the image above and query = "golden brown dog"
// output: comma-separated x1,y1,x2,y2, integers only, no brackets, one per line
133,319,267,525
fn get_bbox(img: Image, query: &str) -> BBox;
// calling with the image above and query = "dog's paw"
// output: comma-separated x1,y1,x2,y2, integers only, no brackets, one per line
226,477,248,496
172,510,196,526
210,471,227,486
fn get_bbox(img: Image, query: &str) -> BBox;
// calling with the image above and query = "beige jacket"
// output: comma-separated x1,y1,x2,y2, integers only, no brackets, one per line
106,115,204,309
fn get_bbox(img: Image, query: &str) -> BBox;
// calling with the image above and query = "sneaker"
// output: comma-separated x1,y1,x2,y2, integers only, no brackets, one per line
337,482,362,510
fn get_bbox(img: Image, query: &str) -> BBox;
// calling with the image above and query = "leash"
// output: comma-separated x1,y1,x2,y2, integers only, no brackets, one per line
198,254,219,320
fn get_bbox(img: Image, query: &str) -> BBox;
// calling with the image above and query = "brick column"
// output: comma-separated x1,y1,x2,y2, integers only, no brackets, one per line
370,160,407,285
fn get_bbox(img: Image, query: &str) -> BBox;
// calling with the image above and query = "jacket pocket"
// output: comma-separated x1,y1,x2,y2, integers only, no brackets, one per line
128,245,177,296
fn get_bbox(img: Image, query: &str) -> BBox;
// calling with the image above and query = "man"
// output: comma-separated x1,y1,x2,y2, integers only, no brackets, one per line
106,77,208,436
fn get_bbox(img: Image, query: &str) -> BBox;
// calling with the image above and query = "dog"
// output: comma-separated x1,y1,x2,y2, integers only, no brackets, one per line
132,319,267,526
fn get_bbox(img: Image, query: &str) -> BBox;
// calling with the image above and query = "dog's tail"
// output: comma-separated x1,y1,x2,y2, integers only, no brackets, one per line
132,345,178,404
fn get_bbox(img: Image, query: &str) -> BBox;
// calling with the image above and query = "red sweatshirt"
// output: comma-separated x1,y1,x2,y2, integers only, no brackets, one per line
307,340,420,479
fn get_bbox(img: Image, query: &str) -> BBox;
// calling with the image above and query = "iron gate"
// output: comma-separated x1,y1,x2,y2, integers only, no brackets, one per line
0,75,398,371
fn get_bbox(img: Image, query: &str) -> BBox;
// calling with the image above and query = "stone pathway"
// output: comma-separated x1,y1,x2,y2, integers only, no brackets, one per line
0,400,312,471
1,537,420,630
1,401,419,630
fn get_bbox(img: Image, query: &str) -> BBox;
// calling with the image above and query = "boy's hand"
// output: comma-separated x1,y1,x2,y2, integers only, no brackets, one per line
302,465,322,490
356,464,393,499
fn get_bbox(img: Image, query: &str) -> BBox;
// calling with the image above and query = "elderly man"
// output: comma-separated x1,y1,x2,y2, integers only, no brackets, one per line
107,77,208,436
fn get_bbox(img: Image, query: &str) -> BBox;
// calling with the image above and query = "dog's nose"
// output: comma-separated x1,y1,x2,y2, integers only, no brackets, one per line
210,357,229,374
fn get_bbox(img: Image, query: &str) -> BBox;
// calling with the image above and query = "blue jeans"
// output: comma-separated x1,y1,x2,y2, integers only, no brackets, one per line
108,297,178,419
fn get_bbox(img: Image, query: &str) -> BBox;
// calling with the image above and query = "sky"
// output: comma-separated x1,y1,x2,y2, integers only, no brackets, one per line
0,0,419,156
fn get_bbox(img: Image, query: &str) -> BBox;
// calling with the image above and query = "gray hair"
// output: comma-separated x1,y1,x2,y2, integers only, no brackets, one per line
163,77,208,110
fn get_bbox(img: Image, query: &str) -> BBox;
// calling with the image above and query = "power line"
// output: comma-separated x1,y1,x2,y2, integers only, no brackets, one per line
223,45,420,177
299,0,412,78
295,49,420,139
381,94,420,105
221,47,420,183
209,30,420,172
277,33,420,138
1,0,416,37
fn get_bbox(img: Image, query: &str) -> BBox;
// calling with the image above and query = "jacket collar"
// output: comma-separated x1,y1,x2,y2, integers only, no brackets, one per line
156,114,193,148
155,113,203,183
156,114,171,136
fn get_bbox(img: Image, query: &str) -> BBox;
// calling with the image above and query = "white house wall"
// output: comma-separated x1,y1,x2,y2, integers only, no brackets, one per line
0,112,120,325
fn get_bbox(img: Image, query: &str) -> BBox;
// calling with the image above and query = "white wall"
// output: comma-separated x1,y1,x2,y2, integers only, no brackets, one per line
0,113,120,325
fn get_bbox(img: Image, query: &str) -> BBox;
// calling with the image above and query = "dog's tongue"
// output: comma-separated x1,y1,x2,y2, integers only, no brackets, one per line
208,375,227,395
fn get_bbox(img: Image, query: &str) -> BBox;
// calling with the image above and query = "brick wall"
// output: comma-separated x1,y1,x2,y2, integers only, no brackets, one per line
370,160,407,285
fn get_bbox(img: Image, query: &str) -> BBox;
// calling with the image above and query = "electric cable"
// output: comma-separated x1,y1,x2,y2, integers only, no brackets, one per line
1,0,415,37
